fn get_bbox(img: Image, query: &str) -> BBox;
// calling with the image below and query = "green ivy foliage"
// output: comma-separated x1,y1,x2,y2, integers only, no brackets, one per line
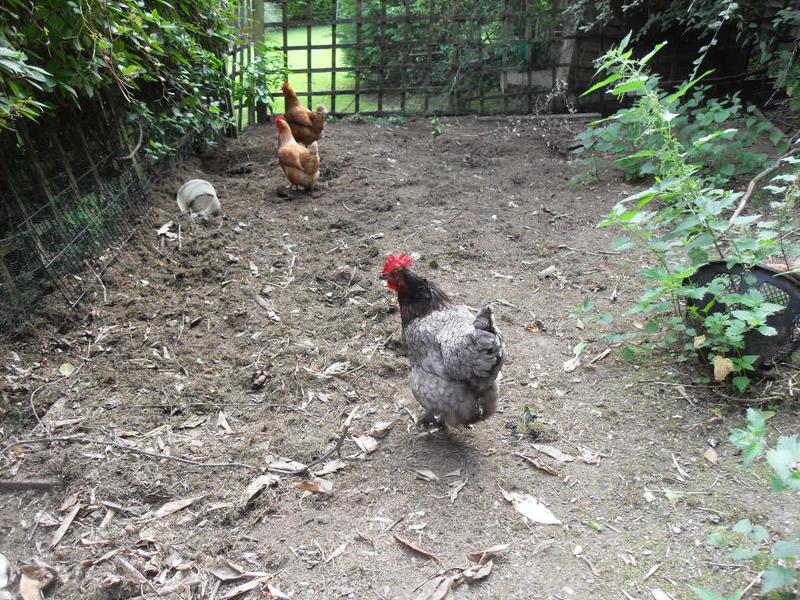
0,0,283,153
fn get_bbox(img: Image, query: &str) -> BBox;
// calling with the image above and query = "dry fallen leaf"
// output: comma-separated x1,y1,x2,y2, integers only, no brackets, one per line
499,486,561,525
267,584,290,599
576,445,601,465
413,469,440,482
413,574,456,600
562,355,580,373
515,453,559,476
0,552,8,589
115,556,147,584
243,474,280,504
266,456,308,473
712,355,734,381
323,361,349,377
18,574,44,600
217,412,232,433
461,560,493,583
207,557,246,581
531,444,575,463
179,415,208,429
295,477,333,495
153,496,199,519
50,502,81,547
393,534,443,566
325,541,348,564
448,479,468,504
353,435,378,454
704,447,719,465
369,421,394,438
467,543,509,564
314,459,347,477
219,576,271,600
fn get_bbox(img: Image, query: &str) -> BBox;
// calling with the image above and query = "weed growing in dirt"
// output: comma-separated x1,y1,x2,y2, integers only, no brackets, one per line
692,409,800,598
582,34,800,390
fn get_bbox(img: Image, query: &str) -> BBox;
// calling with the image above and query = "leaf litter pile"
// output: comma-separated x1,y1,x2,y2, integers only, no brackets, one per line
1,117,799,599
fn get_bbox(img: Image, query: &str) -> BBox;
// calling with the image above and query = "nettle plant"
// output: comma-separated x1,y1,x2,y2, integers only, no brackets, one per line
693,409,800,599
583,35,800,390
574,85,785,184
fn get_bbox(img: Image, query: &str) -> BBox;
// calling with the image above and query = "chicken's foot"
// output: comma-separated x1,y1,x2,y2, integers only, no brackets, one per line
417,410,447,431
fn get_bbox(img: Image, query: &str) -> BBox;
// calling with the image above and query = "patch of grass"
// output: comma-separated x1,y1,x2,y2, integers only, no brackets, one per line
265,25,379,114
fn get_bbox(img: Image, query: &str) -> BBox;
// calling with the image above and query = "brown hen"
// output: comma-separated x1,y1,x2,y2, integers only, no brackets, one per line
275,115,319,190
282,82,326,146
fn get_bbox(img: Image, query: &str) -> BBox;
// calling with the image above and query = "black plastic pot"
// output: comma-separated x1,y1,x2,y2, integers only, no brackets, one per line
686,260,800,368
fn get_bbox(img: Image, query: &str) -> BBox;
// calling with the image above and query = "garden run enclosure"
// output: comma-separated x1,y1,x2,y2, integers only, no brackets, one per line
2,115,799,599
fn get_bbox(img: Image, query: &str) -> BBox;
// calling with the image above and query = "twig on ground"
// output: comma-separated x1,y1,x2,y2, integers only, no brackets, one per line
579,554,600,577
86,261,108,303
0,479,64,492
741,570,764,598
301,422,351,473
2,435,259,471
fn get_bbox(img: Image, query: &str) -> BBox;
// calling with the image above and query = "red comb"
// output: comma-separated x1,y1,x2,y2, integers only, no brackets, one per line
275,114,285,126
382,253,413,274
282,81,291,90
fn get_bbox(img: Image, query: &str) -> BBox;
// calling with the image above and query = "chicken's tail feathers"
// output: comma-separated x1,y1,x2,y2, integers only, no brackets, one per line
315,104,328,115
308,141,319,157
473,305,497,333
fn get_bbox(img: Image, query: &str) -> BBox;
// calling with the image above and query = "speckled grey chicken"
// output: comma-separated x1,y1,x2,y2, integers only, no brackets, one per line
380,253,506,427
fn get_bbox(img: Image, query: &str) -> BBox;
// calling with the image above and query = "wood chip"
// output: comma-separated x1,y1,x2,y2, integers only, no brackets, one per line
704,447,719,465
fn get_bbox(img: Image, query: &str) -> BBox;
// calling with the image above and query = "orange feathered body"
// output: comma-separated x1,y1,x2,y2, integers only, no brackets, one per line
275,117,319,190
282,82,326,146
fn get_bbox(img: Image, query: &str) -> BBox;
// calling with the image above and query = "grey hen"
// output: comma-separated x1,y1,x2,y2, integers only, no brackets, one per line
380,253,506,427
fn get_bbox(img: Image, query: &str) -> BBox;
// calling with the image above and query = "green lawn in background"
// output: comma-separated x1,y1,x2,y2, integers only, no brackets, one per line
266,25,380,114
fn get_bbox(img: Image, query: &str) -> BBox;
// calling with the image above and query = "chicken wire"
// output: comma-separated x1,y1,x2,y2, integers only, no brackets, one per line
0,117,197,334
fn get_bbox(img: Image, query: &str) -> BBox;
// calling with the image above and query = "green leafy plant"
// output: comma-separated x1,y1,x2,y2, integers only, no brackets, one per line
0,0,255,154
430,116,444,137
582,35,800,389
692,408,800,598
574,86,785,183
232,44,289,118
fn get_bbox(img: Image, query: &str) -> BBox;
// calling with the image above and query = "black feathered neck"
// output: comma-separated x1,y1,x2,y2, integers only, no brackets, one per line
396,268,451,326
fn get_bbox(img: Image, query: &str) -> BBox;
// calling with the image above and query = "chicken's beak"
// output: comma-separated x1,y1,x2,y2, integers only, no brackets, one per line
378,273,388,280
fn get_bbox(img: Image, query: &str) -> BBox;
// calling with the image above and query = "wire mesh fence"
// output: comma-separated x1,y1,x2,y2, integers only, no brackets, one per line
0,105,204,334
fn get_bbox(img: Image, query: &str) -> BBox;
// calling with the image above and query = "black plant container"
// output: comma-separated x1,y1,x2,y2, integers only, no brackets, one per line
686,260,800,368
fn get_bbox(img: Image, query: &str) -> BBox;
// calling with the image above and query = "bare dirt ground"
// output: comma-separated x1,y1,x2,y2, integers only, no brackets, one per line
1,116,798,600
